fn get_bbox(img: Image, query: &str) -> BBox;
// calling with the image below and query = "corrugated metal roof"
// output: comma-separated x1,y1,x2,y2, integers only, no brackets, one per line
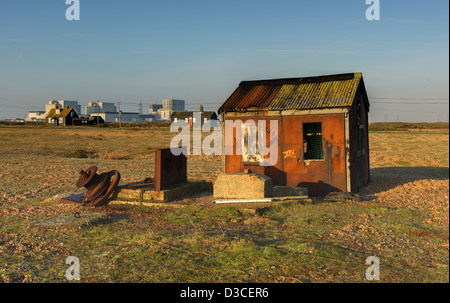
219,73,367,113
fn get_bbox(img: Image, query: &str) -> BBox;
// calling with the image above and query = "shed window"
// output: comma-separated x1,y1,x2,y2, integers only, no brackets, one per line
303,123,323,160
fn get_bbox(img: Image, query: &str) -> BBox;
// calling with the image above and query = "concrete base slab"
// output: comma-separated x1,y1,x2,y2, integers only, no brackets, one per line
108,200,185,208
214,198,273,204
111,181,212,203
213,172,273,199
60,181,212,207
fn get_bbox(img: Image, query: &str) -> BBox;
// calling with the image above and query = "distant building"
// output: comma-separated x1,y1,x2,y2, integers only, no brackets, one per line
46,106,79,126
46,100,81,116
26,111,46,122
170,105,218,127
85,102,117,116
149,104,163,114
45,100,60,113
119,112,141,122
163,98,185,111
160,98,185,121
146,104,164,121
91,111,140,123
27,100,80,121
139,114,156,122
73,116,105,126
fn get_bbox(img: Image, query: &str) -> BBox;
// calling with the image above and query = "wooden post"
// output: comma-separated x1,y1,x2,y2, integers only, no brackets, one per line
96,100,100,126
118,102,121,128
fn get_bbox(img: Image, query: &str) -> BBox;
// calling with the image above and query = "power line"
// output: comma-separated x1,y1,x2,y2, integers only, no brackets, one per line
0,104,36,109
377,109,449,114
116,101,141,105
1,97,448,112
370,97,448,100
371,101,448,104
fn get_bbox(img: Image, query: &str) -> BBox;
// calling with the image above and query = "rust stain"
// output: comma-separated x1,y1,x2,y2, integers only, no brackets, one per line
283,149,296,159
324,139,333,185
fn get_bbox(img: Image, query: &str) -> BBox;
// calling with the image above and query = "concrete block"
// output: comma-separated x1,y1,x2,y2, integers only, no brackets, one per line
213,172,273,199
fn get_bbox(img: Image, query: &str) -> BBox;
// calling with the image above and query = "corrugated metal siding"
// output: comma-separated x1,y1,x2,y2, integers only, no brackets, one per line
219,73,362,113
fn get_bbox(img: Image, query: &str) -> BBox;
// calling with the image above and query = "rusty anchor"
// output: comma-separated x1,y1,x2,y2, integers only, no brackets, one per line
76,166,120,207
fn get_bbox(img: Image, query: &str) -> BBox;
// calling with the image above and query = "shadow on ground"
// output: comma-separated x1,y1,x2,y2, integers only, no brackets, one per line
360,166,449,196
371,166,449,179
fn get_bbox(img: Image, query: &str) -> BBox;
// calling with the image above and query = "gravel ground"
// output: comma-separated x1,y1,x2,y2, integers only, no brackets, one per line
0,127,448,282
323,173,449,260
360,175,449,226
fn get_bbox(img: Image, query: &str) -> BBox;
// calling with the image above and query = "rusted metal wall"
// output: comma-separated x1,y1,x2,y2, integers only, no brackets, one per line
282,114,347,196
154,148,187,191
349,84,370,192
224,112,347,196
224,116,283,185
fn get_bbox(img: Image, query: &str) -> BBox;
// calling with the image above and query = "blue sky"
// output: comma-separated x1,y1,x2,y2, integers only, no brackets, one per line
0,0,448,121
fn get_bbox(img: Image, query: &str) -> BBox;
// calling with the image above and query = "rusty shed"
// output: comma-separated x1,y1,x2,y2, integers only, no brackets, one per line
218,72,370,196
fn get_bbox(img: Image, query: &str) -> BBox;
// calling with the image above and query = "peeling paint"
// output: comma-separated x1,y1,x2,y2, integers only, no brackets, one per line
283,149,296,159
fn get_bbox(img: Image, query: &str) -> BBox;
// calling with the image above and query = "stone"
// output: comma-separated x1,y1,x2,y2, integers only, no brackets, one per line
46,191,82,203
213,172,273,199
272,186,308,197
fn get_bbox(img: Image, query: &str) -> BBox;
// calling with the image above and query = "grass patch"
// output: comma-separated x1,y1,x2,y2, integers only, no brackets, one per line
1,194,448,283
395,161,411,166
165,205,247,226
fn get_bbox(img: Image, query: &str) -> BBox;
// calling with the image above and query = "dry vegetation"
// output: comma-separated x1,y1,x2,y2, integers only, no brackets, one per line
0,124,448,283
